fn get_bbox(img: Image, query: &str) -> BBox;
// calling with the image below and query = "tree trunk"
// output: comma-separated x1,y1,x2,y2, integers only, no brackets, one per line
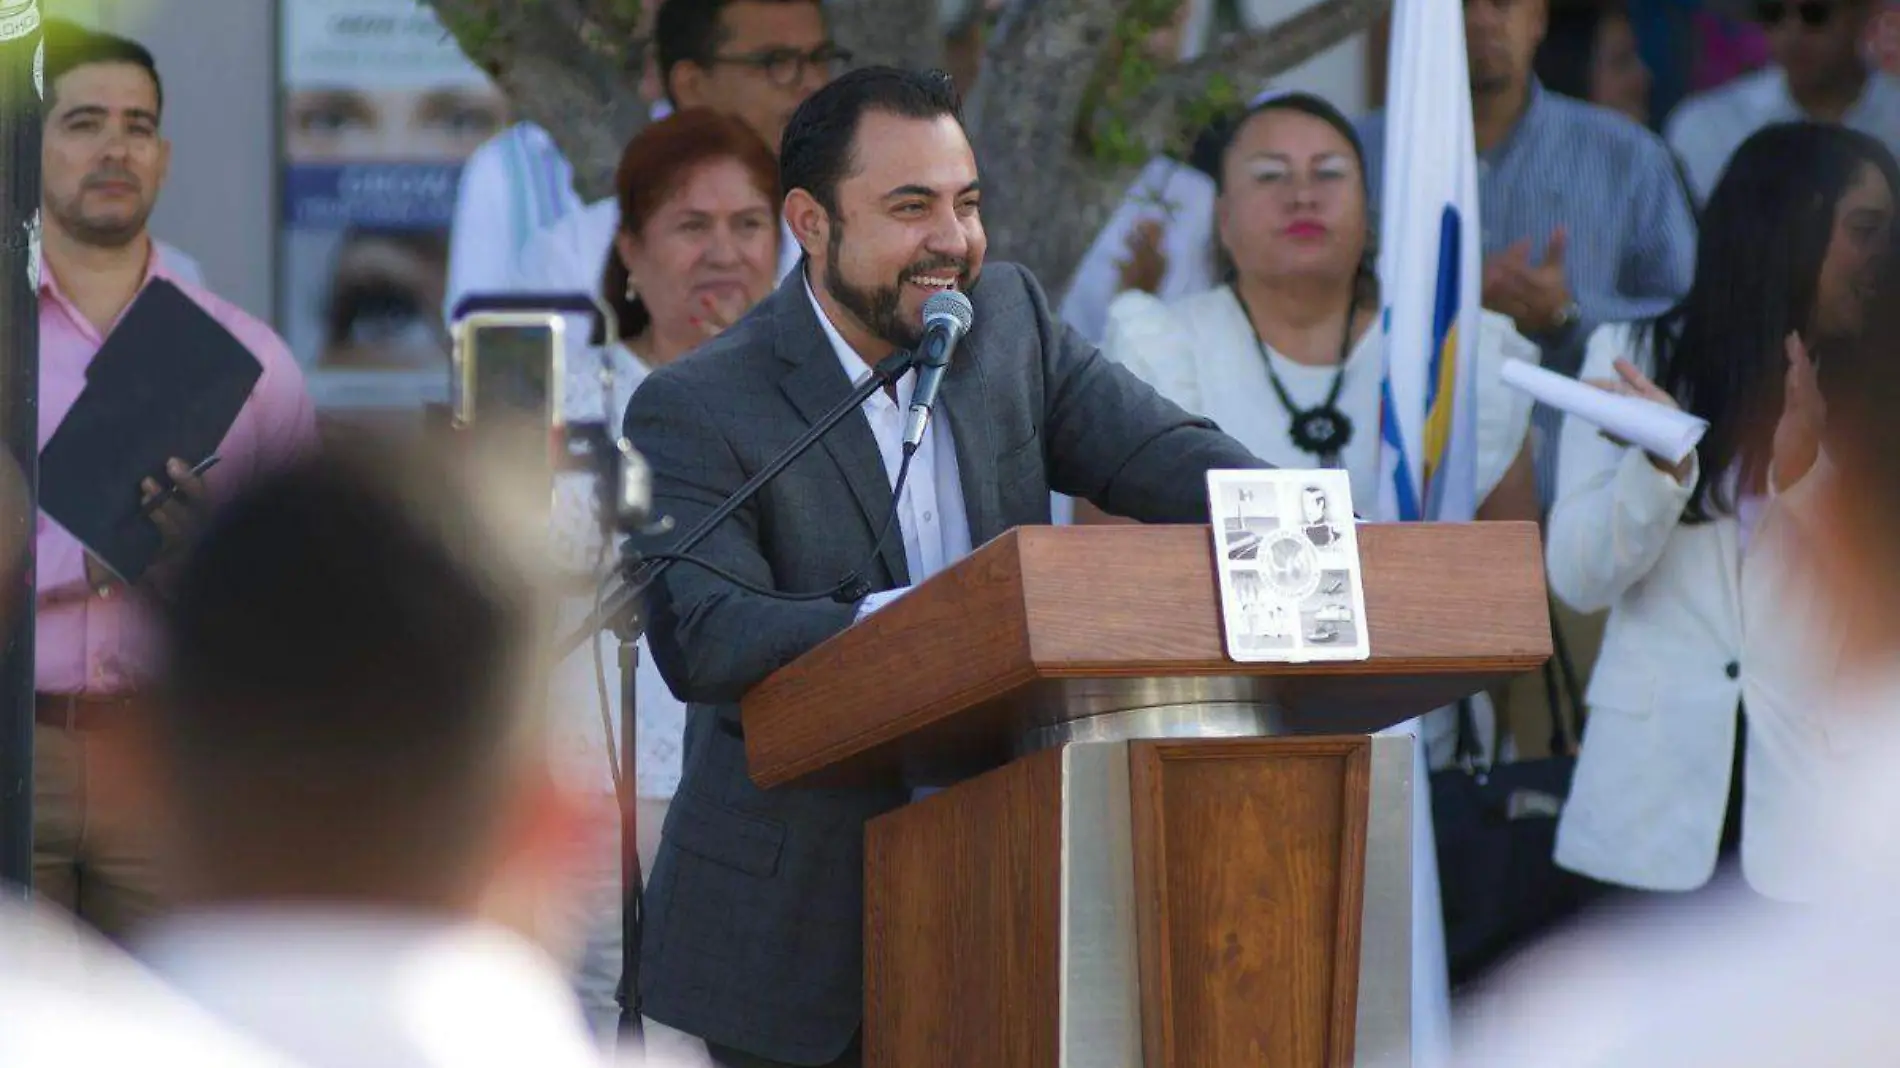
425,0,1391,289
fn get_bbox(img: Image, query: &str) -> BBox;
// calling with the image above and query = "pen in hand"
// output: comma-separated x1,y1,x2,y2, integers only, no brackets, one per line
141,454,220,516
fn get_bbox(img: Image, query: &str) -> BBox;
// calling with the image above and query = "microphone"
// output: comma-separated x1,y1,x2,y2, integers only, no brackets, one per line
901,290,975,453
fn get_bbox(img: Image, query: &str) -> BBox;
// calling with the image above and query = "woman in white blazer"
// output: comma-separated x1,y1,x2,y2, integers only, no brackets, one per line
1548,123,1897,902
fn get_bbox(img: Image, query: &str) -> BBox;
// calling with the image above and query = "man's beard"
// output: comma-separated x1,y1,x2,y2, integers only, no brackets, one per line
47,180,153,250
823,222,971,352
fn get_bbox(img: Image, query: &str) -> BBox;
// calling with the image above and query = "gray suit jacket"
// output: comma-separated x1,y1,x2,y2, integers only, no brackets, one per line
626,262,1263,1063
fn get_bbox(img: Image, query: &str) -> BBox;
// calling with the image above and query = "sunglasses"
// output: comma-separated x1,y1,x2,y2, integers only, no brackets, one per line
1754,1,1842,28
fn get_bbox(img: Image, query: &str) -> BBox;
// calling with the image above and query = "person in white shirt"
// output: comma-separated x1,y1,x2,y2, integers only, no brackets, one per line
443,121,585,323
1546,122,1896,903
128,444,627,1068
1091,90,1539,576
1055,0,1217,348
549,107,787,1063
1087,90,1540,1064
1441,187,1900,1068
1666,0,1900,204
0,896,305,1068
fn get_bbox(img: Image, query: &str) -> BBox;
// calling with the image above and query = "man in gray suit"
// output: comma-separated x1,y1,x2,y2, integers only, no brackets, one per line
626,66,1267,1068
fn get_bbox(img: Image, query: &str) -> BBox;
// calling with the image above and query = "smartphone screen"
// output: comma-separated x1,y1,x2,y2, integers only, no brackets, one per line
465,322,557,426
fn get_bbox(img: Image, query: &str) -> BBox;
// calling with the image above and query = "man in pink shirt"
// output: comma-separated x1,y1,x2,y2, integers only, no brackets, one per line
33,21,316,942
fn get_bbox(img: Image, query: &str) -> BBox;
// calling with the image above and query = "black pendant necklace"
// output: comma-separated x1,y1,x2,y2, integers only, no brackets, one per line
1230,285,1357,465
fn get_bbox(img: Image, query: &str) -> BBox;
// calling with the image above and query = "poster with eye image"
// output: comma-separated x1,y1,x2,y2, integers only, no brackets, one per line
276,0,509,414
1206,468,1370,664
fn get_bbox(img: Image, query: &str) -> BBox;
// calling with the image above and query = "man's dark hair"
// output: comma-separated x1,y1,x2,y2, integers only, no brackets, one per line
41,18,164,117
654,0,821,107
779,65,962,216
156,444,545,900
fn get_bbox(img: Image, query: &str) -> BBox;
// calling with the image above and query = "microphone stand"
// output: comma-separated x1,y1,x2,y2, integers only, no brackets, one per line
591,344,916,1043
563,345,915,662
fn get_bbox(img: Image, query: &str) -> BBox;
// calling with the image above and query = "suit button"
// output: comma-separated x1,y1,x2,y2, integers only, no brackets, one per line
1725,661,1740,680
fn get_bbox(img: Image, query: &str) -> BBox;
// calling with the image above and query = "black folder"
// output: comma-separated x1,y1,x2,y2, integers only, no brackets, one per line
40,279,263,583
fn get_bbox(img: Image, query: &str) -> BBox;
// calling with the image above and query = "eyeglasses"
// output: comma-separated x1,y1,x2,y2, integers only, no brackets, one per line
706,43,853,88
1754,1,1842,28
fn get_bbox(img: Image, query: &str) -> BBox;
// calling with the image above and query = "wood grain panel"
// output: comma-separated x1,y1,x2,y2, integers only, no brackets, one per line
863,748,1064,1068
1130,739,1371,1068
745,523,1549,789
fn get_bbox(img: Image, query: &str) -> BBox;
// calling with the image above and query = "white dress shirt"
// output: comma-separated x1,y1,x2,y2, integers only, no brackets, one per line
1666,67,1900,204
140,909,612,1068
0,899,303,1068
801,276,972,618
445,122,585,323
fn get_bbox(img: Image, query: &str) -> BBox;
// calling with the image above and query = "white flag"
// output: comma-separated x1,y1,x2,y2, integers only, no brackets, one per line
1376,0,1484,525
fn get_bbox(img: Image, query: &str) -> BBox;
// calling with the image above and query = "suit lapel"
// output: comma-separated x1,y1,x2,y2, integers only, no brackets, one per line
772,272,910,587
938,332,1003,548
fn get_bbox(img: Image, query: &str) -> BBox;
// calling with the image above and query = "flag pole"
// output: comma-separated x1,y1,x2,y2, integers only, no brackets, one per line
0,0,42,897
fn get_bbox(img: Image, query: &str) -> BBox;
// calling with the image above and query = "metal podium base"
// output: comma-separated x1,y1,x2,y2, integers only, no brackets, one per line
1029,706,1416,1068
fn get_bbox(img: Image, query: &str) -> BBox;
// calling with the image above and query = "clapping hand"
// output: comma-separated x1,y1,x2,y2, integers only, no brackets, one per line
1772,332,1826,493
1116,218,1169,295
1483,227,1573,336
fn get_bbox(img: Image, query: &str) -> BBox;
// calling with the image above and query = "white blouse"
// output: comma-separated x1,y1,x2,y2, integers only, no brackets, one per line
1103,286,1540,510
546,343,686,801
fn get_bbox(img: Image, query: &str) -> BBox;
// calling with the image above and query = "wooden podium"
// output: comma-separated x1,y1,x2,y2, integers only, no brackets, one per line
740,524,1549,1068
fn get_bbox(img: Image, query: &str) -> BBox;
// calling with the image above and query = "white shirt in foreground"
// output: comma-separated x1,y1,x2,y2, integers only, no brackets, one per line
1449,666,1900,1068
0,898,304,1068
140,909,619,1068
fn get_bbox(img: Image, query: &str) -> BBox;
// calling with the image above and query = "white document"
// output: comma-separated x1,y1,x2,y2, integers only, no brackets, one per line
1207,469,1371,663
1500,359,1708,466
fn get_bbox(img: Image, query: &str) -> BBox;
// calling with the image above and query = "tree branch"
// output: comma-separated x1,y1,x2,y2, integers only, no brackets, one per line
426,0,649,201
1115,0,1389,150
827,0,946,72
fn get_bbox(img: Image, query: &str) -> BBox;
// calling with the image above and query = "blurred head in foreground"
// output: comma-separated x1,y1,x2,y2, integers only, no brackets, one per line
147,433,592,929
1816,256,1900,680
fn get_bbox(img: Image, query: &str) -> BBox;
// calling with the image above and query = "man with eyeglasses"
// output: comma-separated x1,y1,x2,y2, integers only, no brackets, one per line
1667,0,1900,204
509,0,844,319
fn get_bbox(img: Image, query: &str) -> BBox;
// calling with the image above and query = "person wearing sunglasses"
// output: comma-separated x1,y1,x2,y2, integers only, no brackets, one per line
1666,0,1900,205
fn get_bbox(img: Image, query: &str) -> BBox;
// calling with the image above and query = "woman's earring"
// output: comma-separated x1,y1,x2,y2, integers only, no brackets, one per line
625,276,639,301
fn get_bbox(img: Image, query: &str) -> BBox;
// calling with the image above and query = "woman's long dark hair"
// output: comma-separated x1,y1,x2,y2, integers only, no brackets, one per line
1645,122,1898,522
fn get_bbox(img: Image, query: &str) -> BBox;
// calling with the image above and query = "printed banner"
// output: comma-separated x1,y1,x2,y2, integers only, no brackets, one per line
276,0,508,409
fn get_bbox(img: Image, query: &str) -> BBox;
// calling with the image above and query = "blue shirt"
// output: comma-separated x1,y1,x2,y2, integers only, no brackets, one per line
1358,82,1697,502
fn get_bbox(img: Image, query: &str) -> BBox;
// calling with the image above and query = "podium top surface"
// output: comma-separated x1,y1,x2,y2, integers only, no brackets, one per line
741,522,1550,789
